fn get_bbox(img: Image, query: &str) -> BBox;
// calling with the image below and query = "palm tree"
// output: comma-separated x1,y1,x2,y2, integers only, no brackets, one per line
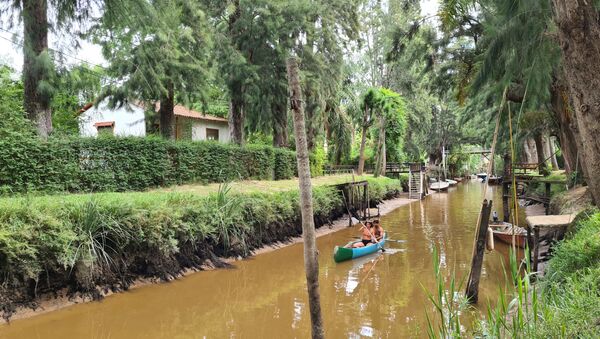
286,56,324,339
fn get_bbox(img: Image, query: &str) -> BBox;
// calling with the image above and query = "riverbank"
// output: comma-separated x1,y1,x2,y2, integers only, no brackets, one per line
0,177,406,322
481,186,600,337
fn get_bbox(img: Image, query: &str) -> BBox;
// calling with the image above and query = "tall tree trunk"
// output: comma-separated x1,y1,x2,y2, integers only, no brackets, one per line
549,137,560,170
553,1,600,205
523,140,533,163
272,100,288,148
23,0,52,138
542,135,553,168
159,82,175,140
357,108,370,175
550,76,585,176
527,138,538,163
228,94,245,145
534,133,550,175
286,57,324,339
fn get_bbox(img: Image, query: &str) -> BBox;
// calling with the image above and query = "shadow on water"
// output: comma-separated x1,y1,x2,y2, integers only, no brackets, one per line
0,181,524,338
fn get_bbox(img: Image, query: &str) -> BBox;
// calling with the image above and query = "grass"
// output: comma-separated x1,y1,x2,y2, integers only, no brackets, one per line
153,174,376,195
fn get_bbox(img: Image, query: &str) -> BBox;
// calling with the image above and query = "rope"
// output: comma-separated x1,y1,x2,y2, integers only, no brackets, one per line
467,87,507,284
508,103,519,252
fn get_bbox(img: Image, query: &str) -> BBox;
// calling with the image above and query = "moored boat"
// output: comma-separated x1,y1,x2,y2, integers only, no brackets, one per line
446,179,458,186
476,173,488,179
489,222,527,248
430,181,450,191
453,177,463,182
488,176,502,185
334,233,386,263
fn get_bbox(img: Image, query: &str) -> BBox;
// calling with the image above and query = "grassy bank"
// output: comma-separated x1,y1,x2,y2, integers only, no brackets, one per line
425,208,600,337
0,176,402,320
479,210,600,337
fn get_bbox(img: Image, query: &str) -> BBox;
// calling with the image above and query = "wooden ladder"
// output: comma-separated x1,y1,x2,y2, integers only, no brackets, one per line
408,169,422,199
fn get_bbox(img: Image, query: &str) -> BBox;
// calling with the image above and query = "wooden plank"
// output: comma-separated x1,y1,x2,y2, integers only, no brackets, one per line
466,200,493,303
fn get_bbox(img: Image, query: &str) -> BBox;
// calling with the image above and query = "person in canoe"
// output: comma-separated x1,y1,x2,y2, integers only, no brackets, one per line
352,221,374,248
372,219,384,242
351,220,384,248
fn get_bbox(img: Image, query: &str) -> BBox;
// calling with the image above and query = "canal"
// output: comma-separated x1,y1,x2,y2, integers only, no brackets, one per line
0,181,523,338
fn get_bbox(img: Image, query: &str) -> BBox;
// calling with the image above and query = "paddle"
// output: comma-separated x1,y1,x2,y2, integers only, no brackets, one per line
352,236,405,243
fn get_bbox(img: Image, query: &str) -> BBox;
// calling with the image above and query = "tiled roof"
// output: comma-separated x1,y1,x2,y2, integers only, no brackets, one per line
156,103,229,123
94,121,115,127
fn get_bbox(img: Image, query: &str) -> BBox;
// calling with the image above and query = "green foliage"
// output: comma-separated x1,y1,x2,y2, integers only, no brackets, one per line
273,148,297,180
545,211,600,284
0,136,299,194
0,65,34,138
309,146,326,177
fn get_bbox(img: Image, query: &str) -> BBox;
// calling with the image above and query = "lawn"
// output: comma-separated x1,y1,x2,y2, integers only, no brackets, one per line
152,173,375,196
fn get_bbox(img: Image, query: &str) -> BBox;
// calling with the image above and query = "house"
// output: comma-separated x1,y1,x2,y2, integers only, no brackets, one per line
79,101,146,137
79,100,230,142
156,103,230,142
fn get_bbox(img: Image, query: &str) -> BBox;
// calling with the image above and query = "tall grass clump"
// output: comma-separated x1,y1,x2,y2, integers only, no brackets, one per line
423,247,468,338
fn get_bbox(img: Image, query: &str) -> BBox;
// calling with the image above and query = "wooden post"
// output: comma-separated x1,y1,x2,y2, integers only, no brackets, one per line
466,199,493,303
544,182,551,214
533,226,540,272
502,182,510,222
502,153,511,222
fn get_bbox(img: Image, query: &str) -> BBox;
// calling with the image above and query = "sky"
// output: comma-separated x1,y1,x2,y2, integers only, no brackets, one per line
0,0,439,73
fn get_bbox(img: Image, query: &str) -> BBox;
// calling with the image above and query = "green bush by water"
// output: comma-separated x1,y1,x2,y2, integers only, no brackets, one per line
0,135,304,194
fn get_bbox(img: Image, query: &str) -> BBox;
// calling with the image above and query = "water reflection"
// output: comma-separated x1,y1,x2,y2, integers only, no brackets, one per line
0,182,523,338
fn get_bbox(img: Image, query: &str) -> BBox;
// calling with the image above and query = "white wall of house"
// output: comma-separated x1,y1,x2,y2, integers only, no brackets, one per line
191,121,230,143
79,101,146,137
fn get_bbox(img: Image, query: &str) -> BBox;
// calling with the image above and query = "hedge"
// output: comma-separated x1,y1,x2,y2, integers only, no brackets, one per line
0,136,304,194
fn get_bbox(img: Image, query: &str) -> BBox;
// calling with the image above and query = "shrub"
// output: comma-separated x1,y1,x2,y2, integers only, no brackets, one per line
0,135,300,194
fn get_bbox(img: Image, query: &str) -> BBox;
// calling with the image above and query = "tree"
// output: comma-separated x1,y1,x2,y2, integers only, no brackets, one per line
21,0,54,138
92,0,211,139
286,56,324,339
552,0,600,205
357,89,377,174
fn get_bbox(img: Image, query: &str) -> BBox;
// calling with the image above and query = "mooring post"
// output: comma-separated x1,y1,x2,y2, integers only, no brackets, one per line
466,199,493,303
532,226,540,272
502,182,510,222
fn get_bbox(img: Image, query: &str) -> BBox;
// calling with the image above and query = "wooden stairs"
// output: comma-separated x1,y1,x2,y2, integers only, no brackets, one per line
408,168,424,199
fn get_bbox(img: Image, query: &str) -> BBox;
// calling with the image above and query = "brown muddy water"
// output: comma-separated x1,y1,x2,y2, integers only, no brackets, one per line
0,181,524,338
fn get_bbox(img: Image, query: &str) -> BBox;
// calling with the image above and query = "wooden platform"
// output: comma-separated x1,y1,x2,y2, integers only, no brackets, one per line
526,214,577,275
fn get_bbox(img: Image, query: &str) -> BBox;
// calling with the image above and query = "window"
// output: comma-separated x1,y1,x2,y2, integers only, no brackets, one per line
94,121,115,136
206,128,219,141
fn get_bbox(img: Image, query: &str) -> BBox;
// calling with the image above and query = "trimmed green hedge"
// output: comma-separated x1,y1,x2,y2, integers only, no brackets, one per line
0,136,302,194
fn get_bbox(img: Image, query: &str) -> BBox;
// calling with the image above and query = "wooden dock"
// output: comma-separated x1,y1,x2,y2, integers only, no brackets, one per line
526,214,577,275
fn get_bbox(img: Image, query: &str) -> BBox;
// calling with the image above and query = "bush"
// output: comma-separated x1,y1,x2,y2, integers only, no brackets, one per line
0,135,300,194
